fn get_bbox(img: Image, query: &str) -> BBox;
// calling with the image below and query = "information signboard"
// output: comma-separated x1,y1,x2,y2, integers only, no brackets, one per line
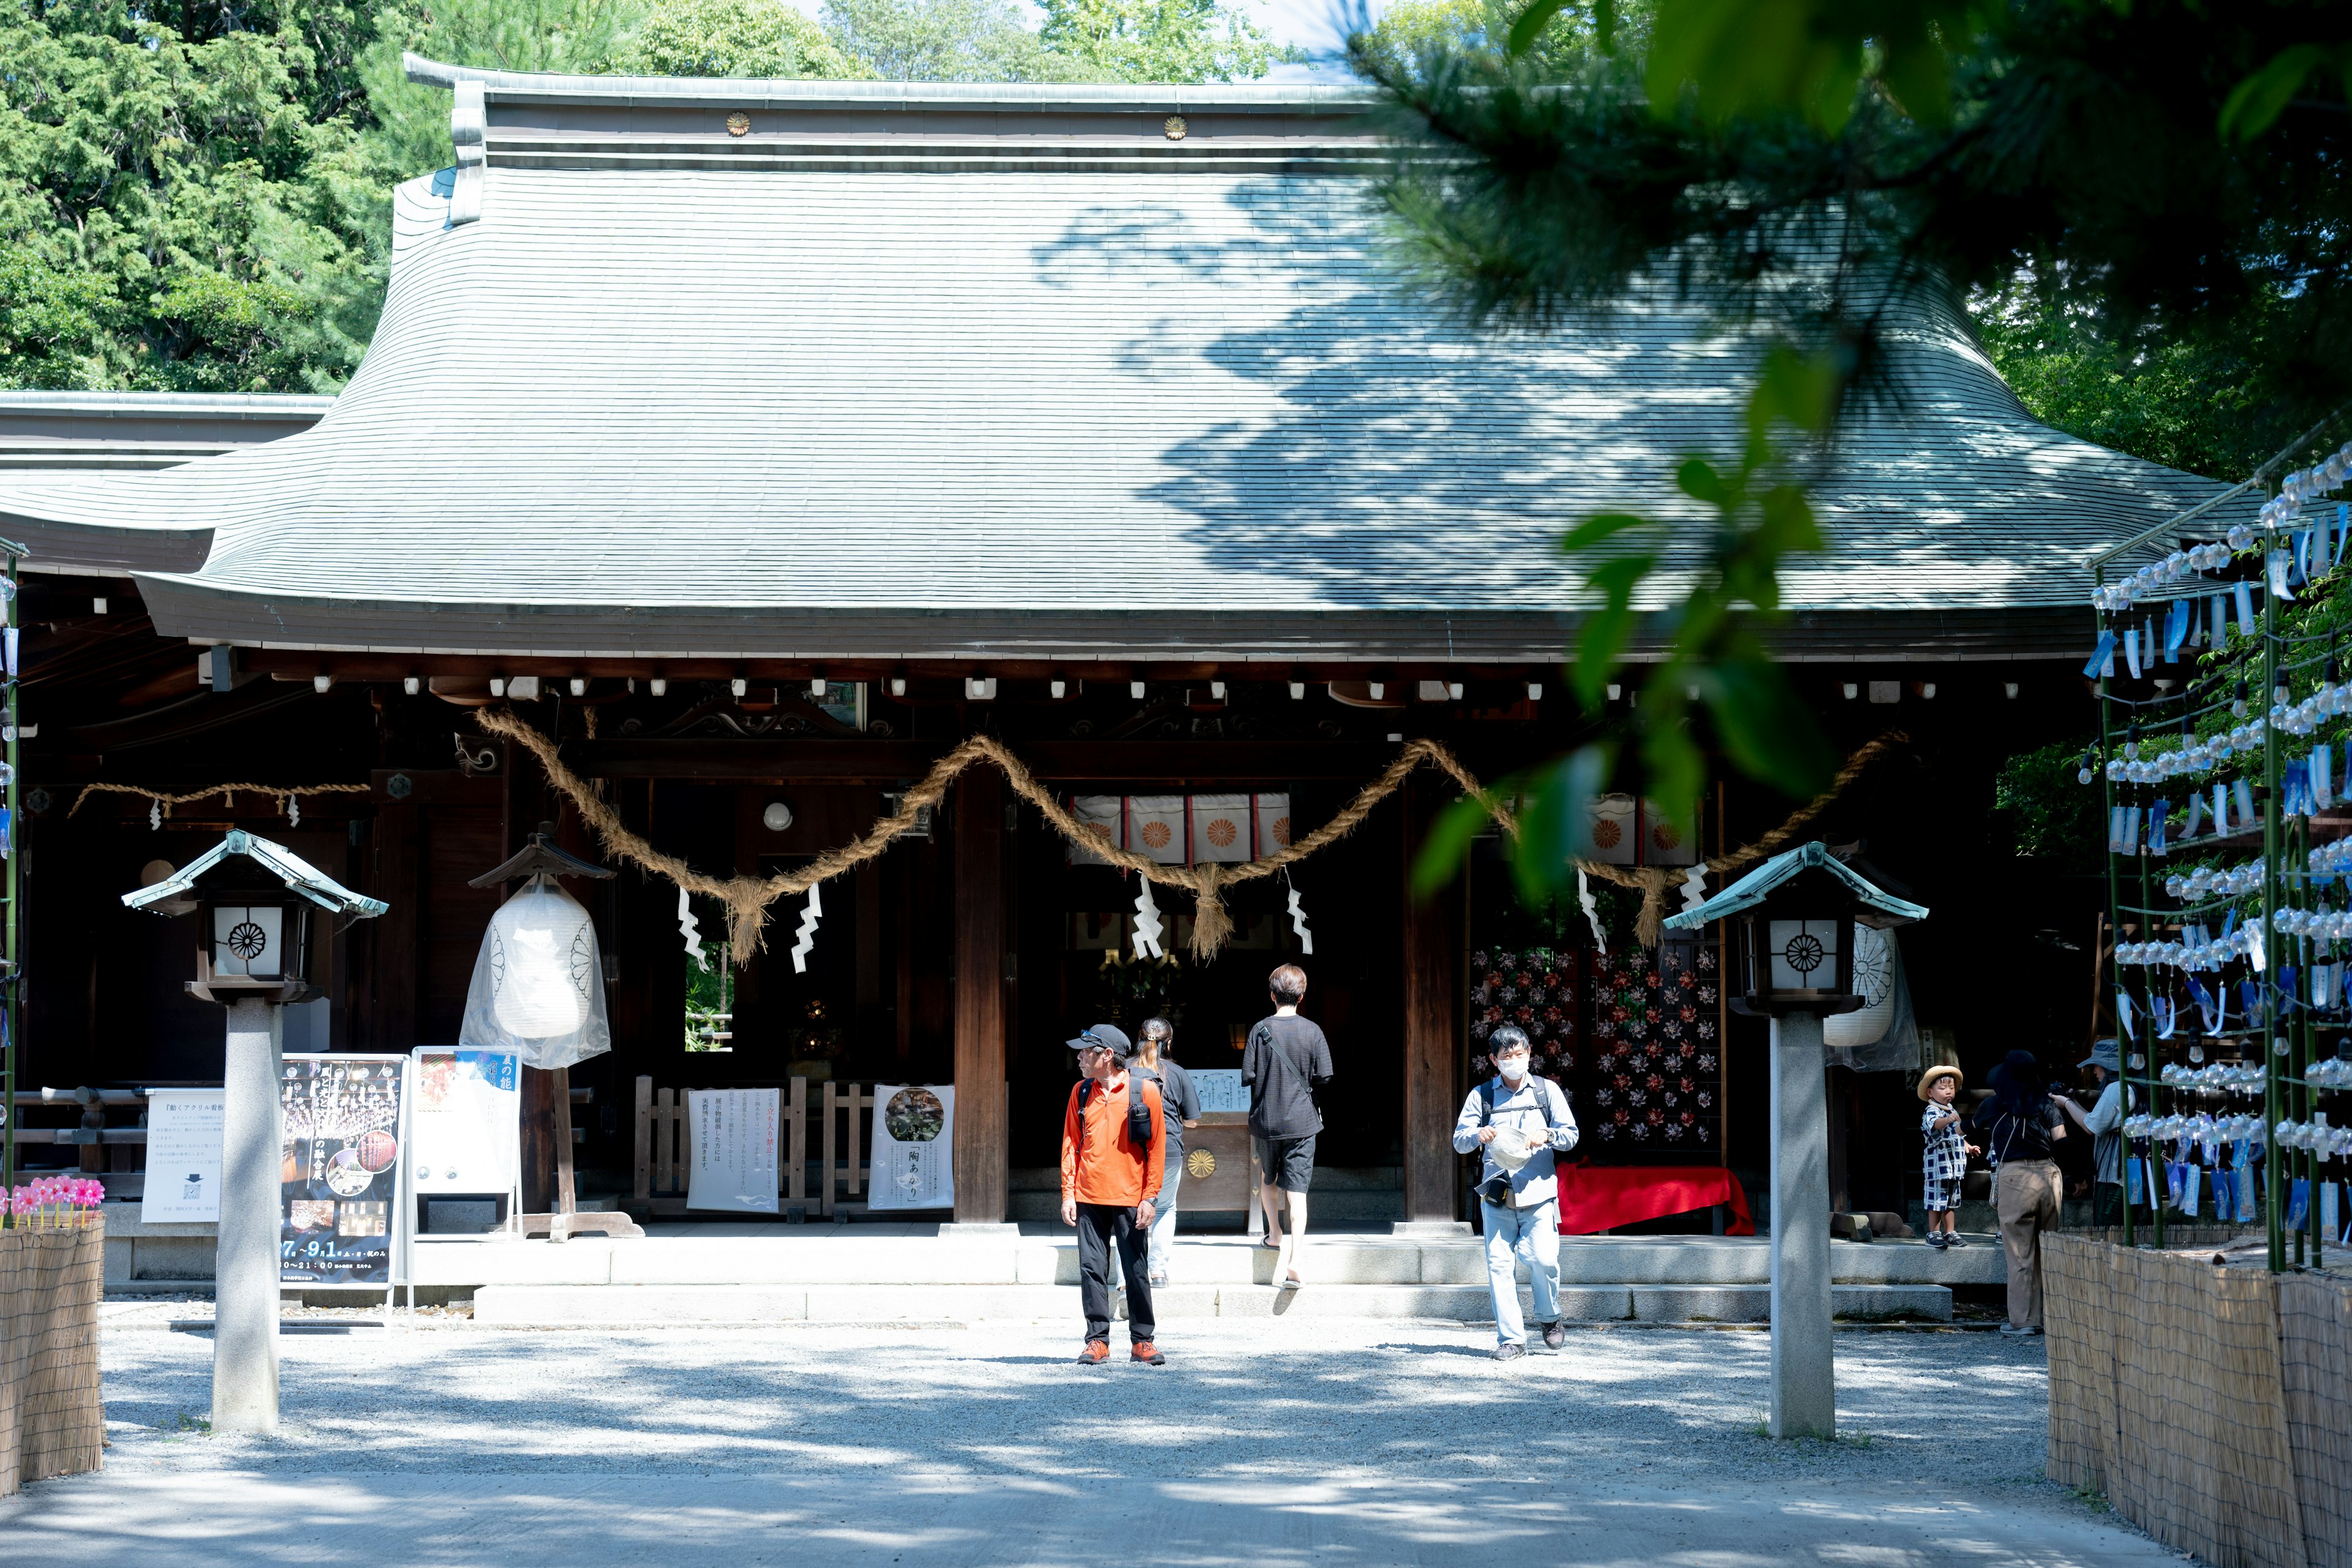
1189,1068,1247,1115
140,1089,225,1224
685,1087,780,1214
867,1084,954,1210
280,1054,409,1284
410,1048,520,1196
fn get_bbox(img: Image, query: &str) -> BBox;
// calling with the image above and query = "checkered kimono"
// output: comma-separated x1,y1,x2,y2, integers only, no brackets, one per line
1921,1104,1968,1212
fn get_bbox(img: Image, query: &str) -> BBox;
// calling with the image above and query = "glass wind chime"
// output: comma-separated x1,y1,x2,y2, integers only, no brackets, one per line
2091,447,2352,1271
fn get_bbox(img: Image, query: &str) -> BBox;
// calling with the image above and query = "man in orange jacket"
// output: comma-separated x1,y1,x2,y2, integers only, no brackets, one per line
1061,1023,1167,1366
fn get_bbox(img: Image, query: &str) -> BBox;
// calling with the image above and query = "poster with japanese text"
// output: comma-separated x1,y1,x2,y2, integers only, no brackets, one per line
867,1084,954,1210
140,1090,224,1224
280,1054,408,1284
1189,1069,1246,1115
685,1087,779,1214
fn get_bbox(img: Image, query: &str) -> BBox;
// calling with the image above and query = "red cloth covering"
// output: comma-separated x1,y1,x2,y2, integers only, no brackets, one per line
1555,1164,1754,1236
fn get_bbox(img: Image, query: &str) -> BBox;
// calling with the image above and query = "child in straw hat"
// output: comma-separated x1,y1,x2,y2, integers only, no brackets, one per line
1918,1066,1979,1249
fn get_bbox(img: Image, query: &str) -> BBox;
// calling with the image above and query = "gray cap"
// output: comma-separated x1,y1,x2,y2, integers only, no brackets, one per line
2079,1039,2121,1072
1068,1022,1133,1061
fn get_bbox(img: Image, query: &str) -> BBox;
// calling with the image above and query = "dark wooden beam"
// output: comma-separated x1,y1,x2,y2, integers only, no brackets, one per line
1400,772,1462,1224
952,771,1008,1224
240,650,1564,683
567,739,1442,783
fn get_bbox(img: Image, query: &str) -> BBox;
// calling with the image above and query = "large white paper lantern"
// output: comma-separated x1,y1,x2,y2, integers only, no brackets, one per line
1823,923,1896,1050
461,876,611,1068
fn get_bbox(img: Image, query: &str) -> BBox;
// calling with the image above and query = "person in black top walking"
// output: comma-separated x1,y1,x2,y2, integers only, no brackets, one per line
1242,963,1332,1289
1971,1049,2068,1337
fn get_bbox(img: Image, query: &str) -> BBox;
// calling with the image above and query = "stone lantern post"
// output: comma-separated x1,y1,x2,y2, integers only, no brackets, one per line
1665,840,1926,1439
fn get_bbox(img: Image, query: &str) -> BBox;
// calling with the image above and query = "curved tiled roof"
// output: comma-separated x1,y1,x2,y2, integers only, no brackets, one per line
0,64,2228,661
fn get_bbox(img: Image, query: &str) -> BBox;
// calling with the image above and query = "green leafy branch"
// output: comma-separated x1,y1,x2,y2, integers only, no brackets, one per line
1414,345,1840,903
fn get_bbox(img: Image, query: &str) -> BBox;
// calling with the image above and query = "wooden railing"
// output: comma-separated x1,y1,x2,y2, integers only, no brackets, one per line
633,1077,888,1218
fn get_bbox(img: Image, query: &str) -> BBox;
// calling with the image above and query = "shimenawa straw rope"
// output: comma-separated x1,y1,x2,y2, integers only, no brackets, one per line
475,706,1906,960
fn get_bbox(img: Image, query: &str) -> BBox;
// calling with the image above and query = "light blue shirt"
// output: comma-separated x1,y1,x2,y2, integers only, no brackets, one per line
1452,1074,1580,1207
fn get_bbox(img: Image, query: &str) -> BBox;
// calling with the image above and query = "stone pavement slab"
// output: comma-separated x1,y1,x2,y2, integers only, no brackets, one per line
0,1471,2181,1567
6,1314,2171,1568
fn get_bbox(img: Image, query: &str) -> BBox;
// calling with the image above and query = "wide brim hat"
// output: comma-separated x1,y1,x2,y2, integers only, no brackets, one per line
1917,1065,1964,1102
2079,1039,2122,1072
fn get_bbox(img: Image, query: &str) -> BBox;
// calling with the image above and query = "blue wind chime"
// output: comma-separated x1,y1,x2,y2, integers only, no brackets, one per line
2088,442,2352,1264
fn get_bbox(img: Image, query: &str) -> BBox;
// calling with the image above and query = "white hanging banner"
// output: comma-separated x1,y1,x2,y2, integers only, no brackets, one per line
1583,793,1638,864
685,1087,780,1214
1125,796,1188,865
140,1089,225,1224
1067,796,1122,865
867,1084,955,1210
1189,793,1253,864
1253,794,1294,857
1640,797,1699,865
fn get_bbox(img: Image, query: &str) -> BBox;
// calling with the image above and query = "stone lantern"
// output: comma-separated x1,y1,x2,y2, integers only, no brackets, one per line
1665,840,1926,1439
124,831,386,1435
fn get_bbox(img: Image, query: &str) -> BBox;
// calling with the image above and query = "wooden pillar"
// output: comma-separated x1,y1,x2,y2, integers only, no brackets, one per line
366,794,420,1052
1401,774,1462,1223
503,737,557,1215
952,773,1008,1223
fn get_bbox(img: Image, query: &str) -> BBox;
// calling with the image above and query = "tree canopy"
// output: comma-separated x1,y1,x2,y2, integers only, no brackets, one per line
0,0,1287,393
1374,0,2352,887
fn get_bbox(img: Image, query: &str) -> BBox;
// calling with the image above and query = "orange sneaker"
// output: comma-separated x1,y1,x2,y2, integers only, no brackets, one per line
1131,1340,1166,1365
1076,1340,1110,1366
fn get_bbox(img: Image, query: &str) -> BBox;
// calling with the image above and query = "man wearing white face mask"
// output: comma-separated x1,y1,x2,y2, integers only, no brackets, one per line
1453,1025,1578,1360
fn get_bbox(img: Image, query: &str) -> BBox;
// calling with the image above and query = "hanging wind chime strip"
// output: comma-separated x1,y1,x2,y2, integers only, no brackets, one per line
471,708,1908,961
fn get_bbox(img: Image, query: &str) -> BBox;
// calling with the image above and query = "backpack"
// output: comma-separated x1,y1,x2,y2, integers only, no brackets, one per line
1477,1075,1566,1203
1478,1073,1566,1136
1077,1074,1156,1155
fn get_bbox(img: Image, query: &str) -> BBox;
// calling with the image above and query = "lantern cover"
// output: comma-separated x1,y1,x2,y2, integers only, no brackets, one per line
461,875,611,1068
1765,918,1842,992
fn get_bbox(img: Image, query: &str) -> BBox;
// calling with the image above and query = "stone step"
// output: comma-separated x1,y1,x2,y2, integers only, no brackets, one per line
98,1209,2007,1291
1009,1166,1404,1194
1006,1190,1405,1223
468,1281,1950,1326
402,1231,2019,1291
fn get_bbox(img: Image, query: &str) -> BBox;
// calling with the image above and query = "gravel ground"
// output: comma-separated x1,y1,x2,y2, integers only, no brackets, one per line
90,1303,2055,1487
0,1304,2184,1567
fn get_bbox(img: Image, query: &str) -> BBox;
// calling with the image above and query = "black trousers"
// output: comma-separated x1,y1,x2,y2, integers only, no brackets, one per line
1076,1202,1155,1344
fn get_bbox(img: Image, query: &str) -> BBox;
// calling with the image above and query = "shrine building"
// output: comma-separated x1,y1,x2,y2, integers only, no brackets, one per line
0,60,2215,1248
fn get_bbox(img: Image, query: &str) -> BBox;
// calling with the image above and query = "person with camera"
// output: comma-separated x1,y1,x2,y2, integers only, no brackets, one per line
1060,1023,1167,1367
1452,1025,1579,1361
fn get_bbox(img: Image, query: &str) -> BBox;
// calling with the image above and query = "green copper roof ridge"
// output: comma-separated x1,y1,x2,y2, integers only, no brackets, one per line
123,827,389,918
1661,839,1928,930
